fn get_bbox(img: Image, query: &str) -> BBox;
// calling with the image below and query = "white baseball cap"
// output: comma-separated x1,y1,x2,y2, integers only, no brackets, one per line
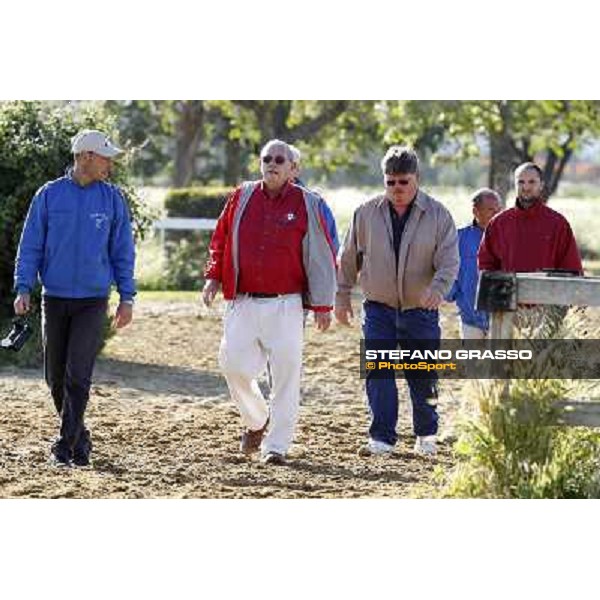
71,129,123,157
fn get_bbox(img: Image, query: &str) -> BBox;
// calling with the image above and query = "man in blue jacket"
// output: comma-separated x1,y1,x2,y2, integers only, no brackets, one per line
289,144,339,255
446,188,501,339
13,129,136,467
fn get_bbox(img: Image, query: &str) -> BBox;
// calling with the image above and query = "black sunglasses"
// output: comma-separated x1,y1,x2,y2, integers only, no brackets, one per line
386,178,411,187
262,155,287,165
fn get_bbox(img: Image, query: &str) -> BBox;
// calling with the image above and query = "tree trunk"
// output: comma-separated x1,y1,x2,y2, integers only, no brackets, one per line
488,131,521,203
543,140,573,198
173,101,205,187
488,104,526,203
224,136,242,185
272,101,292,139
488,102,532,205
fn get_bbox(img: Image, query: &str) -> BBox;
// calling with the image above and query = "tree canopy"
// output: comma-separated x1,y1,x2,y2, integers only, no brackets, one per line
7,100,600,198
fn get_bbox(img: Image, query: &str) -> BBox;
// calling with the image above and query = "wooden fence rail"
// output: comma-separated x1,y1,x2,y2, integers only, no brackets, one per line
478,271,600,427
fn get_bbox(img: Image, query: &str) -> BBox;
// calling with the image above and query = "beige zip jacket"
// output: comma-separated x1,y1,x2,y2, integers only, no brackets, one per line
336,190,459,310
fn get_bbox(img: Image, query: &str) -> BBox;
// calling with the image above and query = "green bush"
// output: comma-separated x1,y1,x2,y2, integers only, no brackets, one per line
158,185,233,290
164,186,232,218
162,239,205,291
0,101,152,366
442,380,600,498
159,231,213,291
442,311,600,498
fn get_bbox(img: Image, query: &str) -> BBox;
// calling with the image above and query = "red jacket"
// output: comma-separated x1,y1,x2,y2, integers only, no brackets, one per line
236,182,308,295
478,201,583,274
204,181,336,311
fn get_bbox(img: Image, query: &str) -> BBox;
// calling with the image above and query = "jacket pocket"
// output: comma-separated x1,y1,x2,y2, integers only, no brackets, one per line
84,252,112,292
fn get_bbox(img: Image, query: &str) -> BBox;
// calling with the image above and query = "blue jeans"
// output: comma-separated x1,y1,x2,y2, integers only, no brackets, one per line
362,301,440,446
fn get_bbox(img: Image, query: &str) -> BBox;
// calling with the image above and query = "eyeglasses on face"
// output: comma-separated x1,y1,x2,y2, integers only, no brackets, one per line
262,155,287,165
385,178,411,187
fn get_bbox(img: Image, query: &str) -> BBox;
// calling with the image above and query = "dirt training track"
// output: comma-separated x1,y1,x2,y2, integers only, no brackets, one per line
0,298,465,498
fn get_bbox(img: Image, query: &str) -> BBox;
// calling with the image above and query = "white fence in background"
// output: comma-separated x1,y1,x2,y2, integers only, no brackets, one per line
153,217,217,244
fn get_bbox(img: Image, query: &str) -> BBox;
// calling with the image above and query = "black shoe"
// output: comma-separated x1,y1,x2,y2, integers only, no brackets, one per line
72,451,90,467
49,450,71,467
50,440,72,467
73,430,92,467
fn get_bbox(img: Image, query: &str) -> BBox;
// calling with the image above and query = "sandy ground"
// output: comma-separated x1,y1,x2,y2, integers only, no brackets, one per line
0,298,469,498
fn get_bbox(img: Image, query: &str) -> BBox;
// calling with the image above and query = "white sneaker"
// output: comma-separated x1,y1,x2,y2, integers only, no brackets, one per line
414,435,437,455
358,438,394,457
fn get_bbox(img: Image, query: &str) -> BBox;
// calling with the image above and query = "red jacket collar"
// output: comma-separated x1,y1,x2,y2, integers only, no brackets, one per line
259,180,292,200
514,198,545,217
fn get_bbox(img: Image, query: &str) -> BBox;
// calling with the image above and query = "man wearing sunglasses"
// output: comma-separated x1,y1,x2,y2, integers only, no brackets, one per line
202,139,336,466
336,146,458,457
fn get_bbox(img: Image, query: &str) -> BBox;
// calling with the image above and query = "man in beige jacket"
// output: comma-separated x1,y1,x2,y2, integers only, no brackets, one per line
336,147,458,456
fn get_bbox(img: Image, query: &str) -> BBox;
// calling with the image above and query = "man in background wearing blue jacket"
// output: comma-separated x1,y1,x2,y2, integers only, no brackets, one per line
446,188,501,339
13,130,136,467
289,144,339,255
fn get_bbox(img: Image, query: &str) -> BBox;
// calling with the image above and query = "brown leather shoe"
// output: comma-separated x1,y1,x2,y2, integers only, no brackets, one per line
240,418,269,454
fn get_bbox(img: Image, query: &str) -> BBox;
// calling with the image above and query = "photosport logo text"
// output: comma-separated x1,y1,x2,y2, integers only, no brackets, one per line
364,348,533,373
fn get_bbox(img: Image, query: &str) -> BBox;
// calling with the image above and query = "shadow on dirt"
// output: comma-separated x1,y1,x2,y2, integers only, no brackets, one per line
95,357,227,397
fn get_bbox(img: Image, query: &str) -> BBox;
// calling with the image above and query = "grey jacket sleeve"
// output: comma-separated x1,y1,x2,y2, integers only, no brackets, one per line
336,208,360,309
302,191,336,310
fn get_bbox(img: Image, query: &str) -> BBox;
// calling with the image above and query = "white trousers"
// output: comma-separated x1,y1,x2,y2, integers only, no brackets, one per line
461,322,488,340
218,294,304,455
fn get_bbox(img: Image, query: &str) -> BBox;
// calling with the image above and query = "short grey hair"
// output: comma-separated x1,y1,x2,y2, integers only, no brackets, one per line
470,188,501,206
260,139,294,161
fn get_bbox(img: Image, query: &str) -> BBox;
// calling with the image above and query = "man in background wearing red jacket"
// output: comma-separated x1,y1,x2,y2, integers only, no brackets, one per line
478,162,582,274
202,139,336,465
478,162,583,335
